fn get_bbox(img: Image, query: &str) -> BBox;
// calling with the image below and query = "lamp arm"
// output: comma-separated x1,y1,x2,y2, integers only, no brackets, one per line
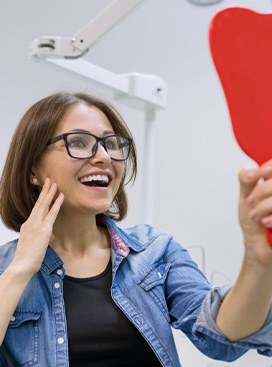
30,0,143,59
72,0,143,52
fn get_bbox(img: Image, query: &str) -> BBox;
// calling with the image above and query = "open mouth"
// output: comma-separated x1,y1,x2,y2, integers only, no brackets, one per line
79,174,110,188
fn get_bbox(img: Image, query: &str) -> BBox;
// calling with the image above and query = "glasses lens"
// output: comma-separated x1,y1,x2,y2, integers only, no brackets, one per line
66,133,130,160
104,135,130,161
66,133,97,159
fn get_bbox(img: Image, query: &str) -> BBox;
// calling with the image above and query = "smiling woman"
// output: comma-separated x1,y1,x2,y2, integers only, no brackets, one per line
0,92,137,230
0,92,272,367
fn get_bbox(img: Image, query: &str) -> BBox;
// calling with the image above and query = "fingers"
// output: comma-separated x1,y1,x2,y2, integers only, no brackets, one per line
240,164,272,226
248,197,272,223
33,178,51,206
45,192,64,226
261,213,272,228
239,167,259,198
31,178,59,219
14,179,64,275
239,165,272,198
239,165,272,202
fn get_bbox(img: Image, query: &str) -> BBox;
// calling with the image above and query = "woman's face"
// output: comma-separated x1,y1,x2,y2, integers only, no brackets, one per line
33,104,125,216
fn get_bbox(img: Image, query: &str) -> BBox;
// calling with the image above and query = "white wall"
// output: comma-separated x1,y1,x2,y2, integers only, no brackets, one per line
1,0,272,366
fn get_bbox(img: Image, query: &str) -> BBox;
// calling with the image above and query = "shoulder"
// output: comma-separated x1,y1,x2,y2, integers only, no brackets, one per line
114,219,186,255
125,224,193,260
124,223,172,244
0,239,18,272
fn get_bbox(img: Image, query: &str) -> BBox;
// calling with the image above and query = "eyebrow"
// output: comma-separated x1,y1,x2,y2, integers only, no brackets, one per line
68,129,115,136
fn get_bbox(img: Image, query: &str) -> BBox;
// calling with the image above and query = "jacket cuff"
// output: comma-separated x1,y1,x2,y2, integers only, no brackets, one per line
193,284,272,356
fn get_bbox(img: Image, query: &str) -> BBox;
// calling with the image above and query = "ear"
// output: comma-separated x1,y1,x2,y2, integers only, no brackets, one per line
30,172,39,186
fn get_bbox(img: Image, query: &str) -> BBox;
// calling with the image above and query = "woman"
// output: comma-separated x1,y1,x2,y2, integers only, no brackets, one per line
0,91,271,367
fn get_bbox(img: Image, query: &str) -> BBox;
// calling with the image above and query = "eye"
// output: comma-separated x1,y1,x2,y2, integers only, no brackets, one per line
68,137,88,149
105,137,118,150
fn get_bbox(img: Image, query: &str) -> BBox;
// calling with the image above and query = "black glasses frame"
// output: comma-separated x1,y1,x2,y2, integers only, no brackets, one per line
47,131,132,161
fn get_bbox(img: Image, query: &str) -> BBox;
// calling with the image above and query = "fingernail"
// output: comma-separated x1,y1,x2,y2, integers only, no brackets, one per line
263,165,272,173
244,168,256,178
262,217,271,226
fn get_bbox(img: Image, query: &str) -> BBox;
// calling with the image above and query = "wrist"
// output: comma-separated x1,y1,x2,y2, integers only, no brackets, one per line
242,247,272,279
242,229,272,267
8,259,38,281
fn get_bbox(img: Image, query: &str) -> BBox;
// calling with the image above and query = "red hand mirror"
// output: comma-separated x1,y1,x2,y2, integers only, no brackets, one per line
209,7,272,246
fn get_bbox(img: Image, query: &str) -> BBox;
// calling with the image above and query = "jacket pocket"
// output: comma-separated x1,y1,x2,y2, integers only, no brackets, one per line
2,311,41,366
137,263,171,322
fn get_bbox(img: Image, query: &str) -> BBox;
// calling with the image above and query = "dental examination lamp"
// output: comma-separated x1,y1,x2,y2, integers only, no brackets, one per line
29,0,167,224
187,0,224,5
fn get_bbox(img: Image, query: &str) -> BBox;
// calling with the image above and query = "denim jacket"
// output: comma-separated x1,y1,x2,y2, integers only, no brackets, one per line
0,215,272,366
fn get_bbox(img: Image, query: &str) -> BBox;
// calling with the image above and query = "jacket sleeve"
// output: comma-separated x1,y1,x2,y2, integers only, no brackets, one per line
166,240,272,361
193,284,272,358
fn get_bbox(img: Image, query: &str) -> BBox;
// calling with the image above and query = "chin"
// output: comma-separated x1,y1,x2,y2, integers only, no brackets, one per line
61,199,112,216
83,203,112,216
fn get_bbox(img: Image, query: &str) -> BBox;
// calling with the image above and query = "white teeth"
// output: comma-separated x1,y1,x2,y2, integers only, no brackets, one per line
80,175,109,183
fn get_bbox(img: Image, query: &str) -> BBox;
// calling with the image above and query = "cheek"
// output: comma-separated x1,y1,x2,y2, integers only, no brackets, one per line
34,155,75,185
35,164,59,184
115,163,125,184
112,164,126,197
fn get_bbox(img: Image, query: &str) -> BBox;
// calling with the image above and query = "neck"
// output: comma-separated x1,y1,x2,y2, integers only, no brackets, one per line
51,210,108,256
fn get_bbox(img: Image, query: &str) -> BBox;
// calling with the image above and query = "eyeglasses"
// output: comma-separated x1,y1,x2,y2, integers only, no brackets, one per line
47,132,132,161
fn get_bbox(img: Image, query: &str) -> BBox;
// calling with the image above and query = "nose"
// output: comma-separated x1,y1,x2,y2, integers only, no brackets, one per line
90,142,111,164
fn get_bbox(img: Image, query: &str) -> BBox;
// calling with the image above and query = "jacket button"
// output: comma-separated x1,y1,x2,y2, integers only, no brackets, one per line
57,269,63,276
57,337,65,345
134,316,143,326
10,315,16,322
54,282,60,289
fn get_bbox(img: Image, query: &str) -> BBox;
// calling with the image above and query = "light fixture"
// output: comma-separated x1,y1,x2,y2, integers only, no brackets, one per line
187,0,224,5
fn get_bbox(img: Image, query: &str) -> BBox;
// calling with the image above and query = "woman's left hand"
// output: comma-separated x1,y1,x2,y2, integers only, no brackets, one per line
216,162,272,341
239,161,272,266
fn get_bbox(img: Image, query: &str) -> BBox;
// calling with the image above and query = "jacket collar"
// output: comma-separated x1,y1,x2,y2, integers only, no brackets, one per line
102,215,146,253
41,246,64,275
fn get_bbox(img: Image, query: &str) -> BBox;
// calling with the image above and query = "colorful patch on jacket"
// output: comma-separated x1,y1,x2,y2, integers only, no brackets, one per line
105,223,130,257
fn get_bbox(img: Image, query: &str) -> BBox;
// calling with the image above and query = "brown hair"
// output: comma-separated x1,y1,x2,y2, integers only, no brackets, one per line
0,92,137,232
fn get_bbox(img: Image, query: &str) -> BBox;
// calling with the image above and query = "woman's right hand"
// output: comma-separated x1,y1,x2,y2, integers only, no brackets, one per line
11,178,64,276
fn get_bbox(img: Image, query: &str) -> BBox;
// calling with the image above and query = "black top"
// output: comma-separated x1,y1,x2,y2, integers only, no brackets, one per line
63,260,162,367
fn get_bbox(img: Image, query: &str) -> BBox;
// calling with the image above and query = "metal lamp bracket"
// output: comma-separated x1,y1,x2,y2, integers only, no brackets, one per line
29,0,167,109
